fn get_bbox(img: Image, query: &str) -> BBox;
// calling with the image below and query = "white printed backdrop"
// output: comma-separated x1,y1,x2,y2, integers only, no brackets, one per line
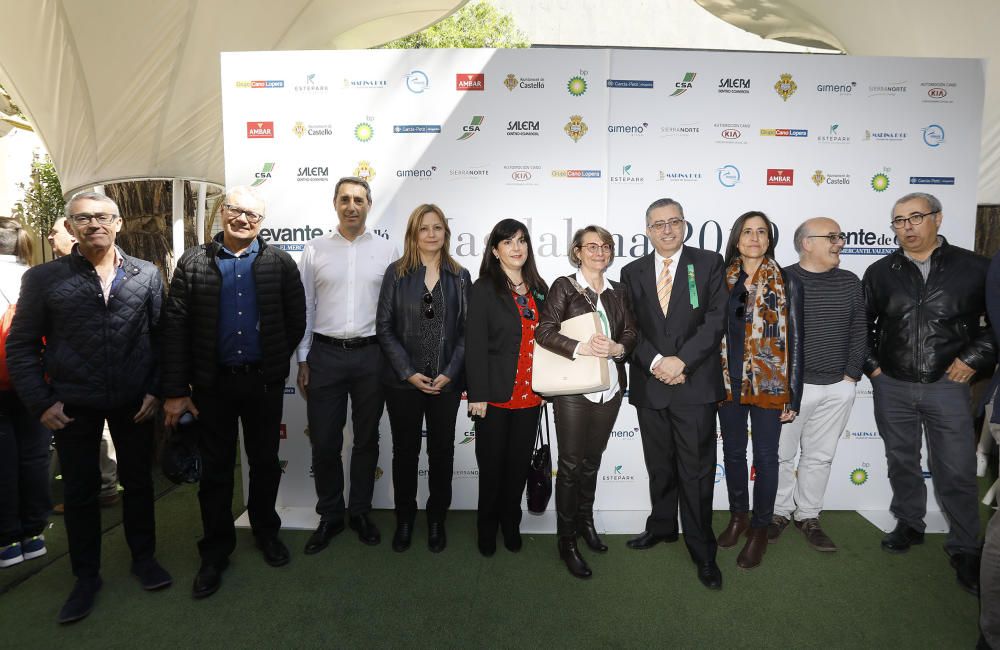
220,49,984,525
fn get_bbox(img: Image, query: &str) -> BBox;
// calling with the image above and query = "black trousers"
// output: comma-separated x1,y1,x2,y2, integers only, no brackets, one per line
0,391,51,546
55,399,155,578
192,373,284,566
384,387,461,523
636,401,718,564
307,342,384,520
552,393,621,536
474,405,540,541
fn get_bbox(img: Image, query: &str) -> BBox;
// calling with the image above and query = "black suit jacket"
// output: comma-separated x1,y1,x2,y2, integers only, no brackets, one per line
619,245,727,409
465,278,543,403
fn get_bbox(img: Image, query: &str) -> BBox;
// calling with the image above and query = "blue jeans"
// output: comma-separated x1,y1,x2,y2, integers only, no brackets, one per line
719,400,781,529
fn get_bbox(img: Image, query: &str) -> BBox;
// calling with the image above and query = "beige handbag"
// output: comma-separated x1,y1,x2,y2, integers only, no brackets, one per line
531,286,612,396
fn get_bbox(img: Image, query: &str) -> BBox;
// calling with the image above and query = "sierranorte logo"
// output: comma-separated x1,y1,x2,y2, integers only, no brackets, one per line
354,122,374,142
850,468,869,485
567,76,587,97
871,173,890,192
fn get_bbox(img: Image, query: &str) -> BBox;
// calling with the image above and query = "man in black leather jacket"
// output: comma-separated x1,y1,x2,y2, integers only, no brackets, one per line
863,191,994,596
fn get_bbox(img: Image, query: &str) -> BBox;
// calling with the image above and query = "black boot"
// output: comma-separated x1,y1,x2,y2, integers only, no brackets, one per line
392,520,413,553
578,521,608,553
558,536,592,579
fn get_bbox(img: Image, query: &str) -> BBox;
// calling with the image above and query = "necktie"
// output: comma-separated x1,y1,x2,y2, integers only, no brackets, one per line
657,258,673,315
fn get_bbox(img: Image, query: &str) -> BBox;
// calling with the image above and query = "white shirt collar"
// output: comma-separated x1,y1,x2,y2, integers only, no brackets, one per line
575,269,608,295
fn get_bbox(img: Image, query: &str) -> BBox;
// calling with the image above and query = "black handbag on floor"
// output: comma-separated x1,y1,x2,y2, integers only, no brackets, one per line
526,404,553,514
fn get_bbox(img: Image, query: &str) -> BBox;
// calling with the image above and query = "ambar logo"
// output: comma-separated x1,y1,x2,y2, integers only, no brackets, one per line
246,122,274,139
456,73,485,91
767,168,794,186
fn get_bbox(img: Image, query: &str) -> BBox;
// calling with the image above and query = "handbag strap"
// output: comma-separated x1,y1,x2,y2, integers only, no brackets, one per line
536,403,550,447
567,275,598,312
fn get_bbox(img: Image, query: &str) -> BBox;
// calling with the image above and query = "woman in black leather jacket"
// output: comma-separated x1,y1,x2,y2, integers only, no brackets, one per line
715,211,803,570
535,225,637,579
376,204,471,554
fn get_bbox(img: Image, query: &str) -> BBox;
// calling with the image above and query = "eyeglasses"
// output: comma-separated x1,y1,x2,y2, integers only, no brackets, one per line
579,243,612,254
70,213,119,226
805,233,847,244
423,290,434,319
515,294,535,321
891,210,938,229
647,218,685,233
222,204,264,224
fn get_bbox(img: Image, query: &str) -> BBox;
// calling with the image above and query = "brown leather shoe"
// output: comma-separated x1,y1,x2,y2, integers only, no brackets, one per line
767,515,790,544
795,518,837,552
52,503,65,515
717,512,750,549
737,527,768,569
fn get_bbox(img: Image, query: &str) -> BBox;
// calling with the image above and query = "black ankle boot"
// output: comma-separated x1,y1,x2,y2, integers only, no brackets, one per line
578,521,608,553
558,536,592,579
392,521,413,553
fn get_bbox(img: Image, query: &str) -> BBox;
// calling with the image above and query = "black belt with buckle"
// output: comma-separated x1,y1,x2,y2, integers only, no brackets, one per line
314,333,378,350
219,363,263,375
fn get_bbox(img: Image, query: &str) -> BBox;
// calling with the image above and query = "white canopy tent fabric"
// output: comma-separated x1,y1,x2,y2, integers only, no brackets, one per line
0,0,465,196
695,0,1000,204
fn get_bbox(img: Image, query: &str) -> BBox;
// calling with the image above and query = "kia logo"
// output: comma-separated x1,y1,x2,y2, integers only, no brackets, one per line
927,88,947,99
512,171,532,181
721,129,741,139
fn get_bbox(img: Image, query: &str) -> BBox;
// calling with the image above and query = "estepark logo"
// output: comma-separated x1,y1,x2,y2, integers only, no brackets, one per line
403,70,429,93
717,164,741,187
234,79,284,89
868,81,908,97
609,164,645,184
608,122,648,135
293,73,328,93
658,170,702,183
396,166,437,179
766,168,794,186
660,123,700,137
815,81,857,95
343,77,388,90
564,115,588,142
773,73,797,101
922,81,956,104
759,128,808,137
810,170,851,187
504,73,545,90
922,124,945,147
456,73,484,91
816,124,850,144
246,122,274,139
567,72,588,96
850,465,870,486
602,464,636,482
865,129,907,142
504,164,541,185
354,122,374,142
292,122,332,138
670,72,696,96
717,78,750,94
393,124,441,134
457,116,485,141
296,166,329,183
608,78,654,89
251,162,274,187
507,120,540,136
551,169,602,179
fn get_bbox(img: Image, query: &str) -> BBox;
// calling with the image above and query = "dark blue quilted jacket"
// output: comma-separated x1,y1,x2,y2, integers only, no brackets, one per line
6,247,163,417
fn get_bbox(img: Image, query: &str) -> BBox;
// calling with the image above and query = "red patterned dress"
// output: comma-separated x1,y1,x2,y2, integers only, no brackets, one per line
489,291,543,410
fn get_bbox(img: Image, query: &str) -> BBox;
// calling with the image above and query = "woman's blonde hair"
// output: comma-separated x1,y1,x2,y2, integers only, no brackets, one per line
0,218,33,266
395,204,461,278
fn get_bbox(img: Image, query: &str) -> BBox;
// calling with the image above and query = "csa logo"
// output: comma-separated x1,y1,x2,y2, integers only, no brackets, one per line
850,467,869,485
774,73,797,101
567,75,588,97
564,115,588,142
354,122,374,142
246,121,274,138
457,115,485,141
354,161,376,182
456,73,485,91
251,162,274,187
871,172,890,192
670,72,697,96
459,430,475,444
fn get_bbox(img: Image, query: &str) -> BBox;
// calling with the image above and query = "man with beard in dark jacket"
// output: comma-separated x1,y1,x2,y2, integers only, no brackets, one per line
162,186,305,599
863,191,994,597
7,191,171,624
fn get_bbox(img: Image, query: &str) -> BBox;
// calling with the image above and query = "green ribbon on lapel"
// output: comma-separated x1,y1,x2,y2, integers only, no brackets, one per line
687,264,698,309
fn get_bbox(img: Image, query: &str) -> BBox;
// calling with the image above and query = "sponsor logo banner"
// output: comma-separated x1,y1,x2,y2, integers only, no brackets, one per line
718,77,750,94
456,73,484,91
608,79,654,89
766,168,794,186
246,121,274,138
504,74,545,90
393,124,441,134
670,72,696,96
235,79,284,89
551,169,602,178
910,176,955,185
759,128,808,137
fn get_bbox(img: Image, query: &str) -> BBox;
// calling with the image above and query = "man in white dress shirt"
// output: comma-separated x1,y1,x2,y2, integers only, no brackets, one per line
297,177,398,553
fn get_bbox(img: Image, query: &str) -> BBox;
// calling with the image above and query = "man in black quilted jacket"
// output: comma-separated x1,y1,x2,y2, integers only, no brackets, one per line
7,191,171,624
161,186,305,600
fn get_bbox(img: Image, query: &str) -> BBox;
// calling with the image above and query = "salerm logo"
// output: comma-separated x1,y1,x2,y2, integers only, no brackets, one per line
864,129,907,142
610,164,645,184
251,162,274,187
766,168,794,186
504,73,545,90
922,124,945,147
457,115,485,141
816,124,850,144
292,122,332,138
551,169,601,179
246,121,274,139
670,72,696,96
297,166,329,183
507,120,540,137
658,170,702,183
608,122,648,135
235,79,284,89
456,73,484,91
759,128,808,137
815,81,857,95
718,77,750,94
393,124,441,134
602,464,636,482
608,78,654,89
810,170,851,187
396,166,437,178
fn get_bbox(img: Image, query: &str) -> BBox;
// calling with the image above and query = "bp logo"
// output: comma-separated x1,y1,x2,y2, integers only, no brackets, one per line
871,172,890,192
850,468,869,485
774,73,797,101
567,76,587,97
354,122,374,142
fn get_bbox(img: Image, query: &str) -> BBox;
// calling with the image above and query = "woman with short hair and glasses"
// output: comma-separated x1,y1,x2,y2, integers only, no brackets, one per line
376,204,471,553
535,226,637,579
465,219,548,557
716,211,803,569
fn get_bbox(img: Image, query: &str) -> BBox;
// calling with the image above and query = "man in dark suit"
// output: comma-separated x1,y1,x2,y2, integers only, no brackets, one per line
619,197,727,590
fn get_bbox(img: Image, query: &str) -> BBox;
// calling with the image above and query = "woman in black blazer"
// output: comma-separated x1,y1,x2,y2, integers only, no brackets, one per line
377,204,471,553
465,218,549,557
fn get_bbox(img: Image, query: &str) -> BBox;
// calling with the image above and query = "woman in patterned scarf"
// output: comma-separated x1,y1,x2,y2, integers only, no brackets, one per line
715,211,803,569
